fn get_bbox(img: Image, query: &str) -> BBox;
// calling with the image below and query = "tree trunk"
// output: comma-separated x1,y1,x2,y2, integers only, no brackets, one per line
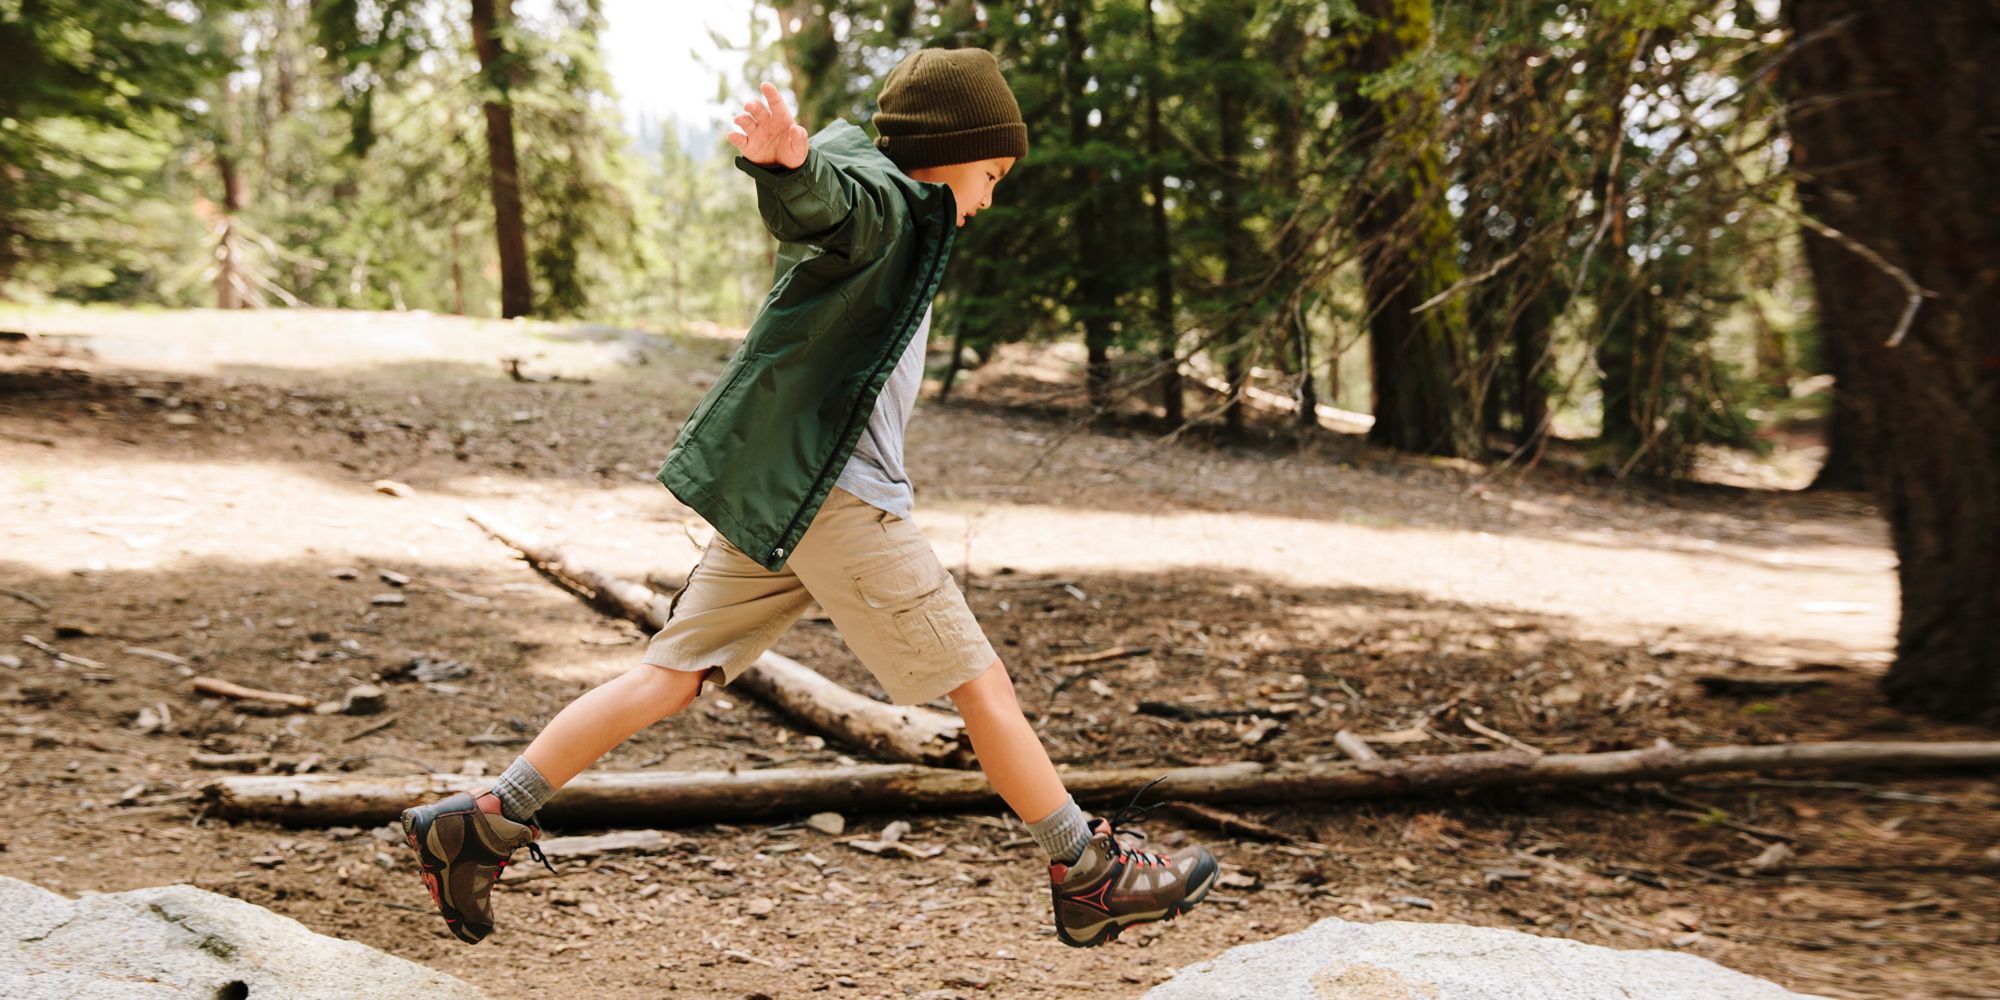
470,0,533,319
1216,49,1249,437
214,150,247,310
1342,0,1475,457
1143,0,1183,426
1808,381,1870,490
1807,322,1869,490
448,225,467,315
1511,285,1556,452
1783,0,2000,723
202,739,2000,827
1063,0,1115,419
1594,269,1642,456
1269,8,1316,431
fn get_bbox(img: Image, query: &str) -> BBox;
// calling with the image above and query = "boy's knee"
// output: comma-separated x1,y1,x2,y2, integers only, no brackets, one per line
946,657,1012,708
634,663,715,715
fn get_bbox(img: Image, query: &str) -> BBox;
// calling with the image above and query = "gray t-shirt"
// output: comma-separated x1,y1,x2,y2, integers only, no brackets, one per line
835,305,930,520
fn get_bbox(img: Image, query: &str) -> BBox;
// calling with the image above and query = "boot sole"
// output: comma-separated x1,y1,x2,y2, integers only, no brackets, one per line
400,806,490,945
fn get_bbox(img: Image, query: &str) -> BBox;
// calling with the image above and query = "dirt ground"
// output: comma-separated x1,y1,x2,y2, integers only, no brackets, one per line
3,307,1995,1000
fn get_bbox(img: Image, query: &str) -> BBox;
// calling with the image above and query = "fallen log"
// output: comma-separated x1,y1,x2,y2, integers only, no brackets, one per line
1186,366,1376,432
203,737,2000,827
465,508,973,768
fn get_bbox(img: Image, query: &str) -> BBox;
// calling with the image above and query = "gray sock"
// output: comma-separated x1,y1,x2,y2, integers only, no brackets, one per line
489,756,555,824
1028,795,1093,864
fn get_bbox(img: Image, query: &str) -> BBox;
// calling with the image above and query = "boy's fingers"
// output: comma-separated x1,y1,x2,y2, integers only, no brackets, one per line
761,81,792,124
743,100,767,122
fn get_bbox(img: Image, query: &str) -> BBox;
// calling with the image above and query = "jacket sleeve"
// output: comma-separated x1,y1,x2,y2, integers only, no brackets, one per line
734,147,893,265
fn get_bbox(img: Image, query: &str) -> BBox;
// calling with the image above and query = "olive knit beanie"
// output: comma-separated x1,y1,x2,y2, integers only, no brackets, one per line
872,47,1028,170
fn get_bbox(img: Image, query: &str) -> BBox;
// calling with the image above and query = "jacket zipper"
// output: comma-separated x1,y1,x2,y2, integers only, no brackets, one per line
767,201,955,566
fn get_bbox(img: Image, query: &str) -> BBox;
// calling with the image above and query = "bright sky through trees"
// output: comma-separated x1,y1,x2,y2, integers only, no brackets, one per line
599,0,771,139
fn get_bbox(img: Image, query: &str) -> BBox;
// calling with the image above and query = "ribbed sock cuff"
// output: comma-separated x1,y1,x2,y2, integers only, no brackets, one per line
490,756,554,824
1028,795,1092,864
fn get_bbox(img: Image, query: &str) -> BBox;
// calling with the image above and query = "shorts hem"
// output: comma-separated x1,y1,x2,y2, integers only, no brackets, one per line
879,642,1000,707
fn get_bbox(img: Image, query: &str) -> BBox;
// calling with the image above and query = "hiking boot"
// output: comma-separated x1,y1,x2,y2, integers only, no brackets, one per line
400,791,555,944
1049,781,1219,947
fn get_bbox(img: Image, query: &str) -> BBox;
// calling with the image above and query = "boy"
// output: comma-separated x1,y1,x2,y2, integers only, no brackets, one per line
400,47,1217,950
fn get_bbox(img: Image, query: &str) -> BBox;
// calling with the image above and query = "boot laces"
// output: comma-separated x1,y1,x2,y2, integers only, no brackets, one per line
1102,775,1174,868
526,841,556,874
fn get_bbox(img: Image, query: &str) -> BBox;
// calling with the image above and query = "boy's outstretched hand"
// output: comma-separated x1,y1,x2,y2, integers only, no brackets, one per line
728,82,808,170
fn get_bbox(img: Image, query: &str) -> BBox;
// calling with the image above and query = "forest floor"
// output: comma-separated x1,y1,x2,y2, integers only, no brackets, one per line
2,307,1994,1000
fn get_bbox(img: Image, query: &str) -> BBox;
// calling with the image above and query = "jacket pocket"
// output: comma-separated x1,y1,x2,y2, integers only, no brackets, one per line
673,351,757,448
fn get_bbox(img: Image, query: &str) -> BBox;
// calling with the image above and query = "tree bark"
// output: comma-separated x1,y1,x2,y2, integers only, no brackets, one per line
1511,285,1557,453
1806,323,1869,490
470,0,533,319
202,738,2000,826
463,509,974,767
1216,52,1249,438
214,150,247,310
1807,380,1870,490
1142,0,1183,426
1783,0,2000,722
1266,7,1317,432
1342,0,1476,457
1063,0,1115,419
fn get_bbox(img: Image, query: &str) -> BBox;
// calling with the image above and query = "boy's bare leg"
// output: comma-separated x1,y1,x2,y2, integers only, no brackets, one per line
947,657,1068,824
465,663,715,813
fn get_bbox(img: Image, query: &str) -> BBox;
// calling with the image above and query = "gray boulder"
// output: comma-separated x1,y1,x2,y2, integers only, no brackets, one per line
0,875,484,999
1144,915,1827,1000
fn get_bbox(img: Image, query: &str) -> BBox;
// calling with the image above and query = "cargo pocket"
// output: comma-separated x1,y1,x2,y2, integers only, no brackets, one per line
851,551,950,660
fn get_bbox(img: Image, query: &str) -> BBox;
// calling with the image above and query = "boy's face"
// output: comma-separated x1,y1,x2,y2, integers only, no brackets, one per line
908,157,1016,227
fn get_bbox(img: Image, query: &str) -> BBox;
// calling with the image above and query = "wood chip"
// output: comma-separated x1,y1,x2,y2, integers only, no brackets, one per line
1051,645,1151,666
1334,729,1381,762
191,752,271,771
192,676,317,711
1463,716,1545,755
0,589,50,612
123,646,189,666
1164,801,1291,842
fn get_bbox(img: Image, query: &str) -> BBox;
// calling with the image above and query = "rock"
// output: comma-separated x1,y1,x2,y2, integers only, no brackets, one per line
328,567,361,580
0,875,484,999
382,655,472,684
0,654,22,669
371,479,416,498
378,570,411,587
806,812,846,836
317,684,389,716
1142,916,1826,1000
370,593,407,606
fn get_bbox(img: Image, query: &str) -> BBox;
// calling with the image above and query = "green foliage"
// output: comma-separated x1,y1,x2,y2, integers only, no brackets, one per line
3,0,1822,478
0,0,246,290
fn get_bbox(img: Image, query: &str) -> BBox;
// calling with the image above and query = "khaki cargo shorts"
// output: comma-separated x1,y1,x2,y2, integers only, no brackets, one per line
641,486,999,706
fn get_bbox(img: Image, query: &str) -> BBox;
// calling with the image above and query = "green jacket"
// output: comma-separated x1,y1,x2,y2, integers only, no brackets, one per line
656,119,957,572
